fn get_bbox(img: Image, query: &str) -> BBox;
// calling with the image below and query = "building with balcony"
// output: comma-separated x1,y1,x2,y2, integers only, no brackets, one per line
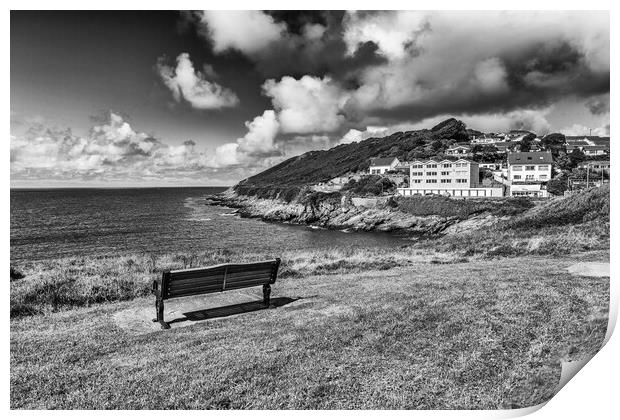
507,151,553,197
397,158,503,198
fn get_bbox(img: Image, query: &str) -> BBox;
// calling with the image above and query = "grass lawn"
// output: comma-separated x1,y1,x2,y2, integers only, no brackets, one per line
10,252,609,409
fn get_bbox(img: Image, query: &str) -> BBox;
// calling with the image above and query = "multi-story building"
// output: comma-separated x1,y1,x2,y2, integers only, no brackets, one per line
507,151,553,182
397,158,503,198
507,151,553,197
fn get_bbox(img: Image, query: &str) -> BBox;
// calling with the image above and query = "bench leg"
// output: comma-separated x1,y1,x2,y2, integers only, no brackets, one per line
152,298,170,329
263,284,271,307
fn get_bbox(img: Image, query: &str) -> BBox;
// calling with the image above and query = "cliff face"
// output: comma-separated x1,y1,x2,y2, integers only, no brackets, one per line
207,190,460,235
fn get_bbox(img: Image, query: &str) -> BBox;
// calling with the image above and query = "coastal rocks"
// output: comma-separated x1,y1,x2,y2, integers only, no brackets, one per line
441,213,507,235
206,192,462,236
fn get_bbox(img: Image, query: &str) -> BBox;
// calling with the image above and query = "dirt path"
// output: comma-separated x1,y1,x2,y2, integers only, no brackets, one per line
566,262,610,278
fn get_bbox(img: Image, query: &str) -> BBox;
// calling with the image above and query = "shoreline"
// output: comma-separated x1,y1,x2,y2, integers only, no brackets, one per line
205,190,463,236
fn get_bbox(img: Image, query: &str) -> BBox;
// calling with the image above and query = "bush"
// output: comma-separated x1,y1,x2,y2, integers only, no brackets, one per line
10,267,24,281
342,175,396,196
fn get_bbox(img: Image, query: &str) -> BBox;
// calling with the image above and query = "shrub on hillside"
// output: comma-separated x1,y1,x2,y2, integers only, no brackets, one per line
10,267,24,281
342,175,396,196
507,185,609,229
395,195,534,219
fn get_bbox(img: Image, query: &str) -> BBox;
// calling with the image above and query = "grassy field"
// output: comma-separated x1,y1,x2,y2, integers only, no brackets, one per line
10,252,609,409
10,247,455,317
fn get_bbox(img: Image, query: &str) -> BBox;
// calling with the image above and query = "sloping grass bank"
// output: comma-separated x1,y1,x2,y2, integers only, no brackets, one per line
10,256,609,409
10,247,453,317
432,186,609,257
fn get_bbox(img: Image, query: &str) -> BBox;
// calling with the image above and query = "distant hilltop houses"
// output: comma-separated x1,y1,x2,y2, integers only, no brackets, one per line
366,131,610,199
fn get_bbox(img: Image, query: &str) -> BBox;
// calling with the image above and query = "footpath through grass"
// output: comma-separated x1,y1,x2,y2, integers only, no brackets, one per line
10,253,609,409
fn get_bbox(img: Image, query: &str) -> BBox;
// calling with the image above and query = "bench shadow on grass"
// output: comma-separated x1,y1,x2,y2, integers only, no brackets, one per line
167,297,299,326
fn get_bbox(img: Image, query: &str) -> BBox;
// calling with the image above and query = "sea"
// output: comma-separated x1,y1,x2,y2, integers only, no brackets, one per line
10,187,409,264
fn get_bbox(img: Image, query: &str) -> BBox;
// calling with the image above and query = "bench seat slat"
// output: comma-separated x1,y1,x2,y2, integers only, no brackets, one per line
167,274,225,288
166,287,224,299
224,281,269,291
167,282,223,295
167,270,272,290
168,265,274,281
169,269,226,281
224,270,273,282
168,260,276,275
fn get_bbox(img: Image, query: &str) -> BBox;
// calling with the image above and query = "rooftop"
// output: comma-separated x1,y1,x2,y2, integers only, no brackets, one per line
369,157,398,166
507,151,553,165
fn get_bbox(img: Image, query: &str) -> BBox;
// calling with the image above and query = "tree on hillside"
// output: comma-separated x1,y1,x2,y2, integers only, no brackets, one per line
518,133,537,152
541,133,567,157
472,144,500,162
546,175,568,196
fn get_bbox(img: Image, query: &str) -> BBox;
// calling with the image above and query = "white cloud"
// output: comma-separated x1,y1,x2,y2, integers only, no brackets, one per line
199,11,285,55
157,53,239,109
560,123,610,136
343,11,427,60
10,112,281,184
473,58,509,94
341,11,609,117
210,110,282,167
263,75,347,134
339,126,389,144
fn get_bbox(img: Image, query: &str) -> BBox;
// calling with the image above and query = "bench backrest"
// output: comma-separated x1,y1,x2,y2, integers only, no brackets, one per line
158,259,281,300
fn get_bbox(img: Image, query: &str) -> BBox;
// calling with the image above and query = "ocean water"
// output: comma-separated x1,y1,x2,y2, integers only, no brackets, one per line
10,187,409,264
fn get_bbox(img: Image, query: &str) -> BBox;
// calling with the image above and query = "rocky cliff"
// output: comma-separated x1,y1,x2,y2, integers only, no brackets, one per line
207,190,461,235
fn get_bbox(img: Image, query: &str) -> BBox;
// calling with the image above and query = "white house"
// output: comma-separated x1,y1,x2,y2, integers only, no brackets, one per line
578,160,610,174
397,158,503,198
507,151,553,183
445,145,472,157
369,157,400,174
507,151,554,197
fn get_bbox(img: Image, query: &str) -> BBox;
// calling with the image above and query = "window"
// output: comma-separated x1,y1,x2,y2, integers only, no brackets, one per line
441,171,450,176
456,179,468,183
512,166,522,171
427,179,438,183
513,175,521,180
525,166,535,171
440,179,452,183
426,164,438,168
455,163,467,167
412,164,423,169
426,172,437,176
538,165,549,171
526,175,534,180
442,164,452,168
411,171,423,176
412,179,422,184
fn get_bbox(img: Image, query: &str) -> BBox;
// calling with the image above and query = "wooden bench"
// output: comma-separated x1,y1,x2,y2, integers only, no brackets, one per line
151,258,281,329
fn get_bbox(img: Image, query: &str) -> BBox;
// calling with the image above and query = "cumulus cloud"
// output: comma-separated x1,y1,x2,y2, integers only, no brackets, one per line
211,110,282,167
10,112,274,184
156,53,239,109
343,11,428,60
263,75,347,134
339,126,389,144
339,11,609,123
561,123,610,137
585,94,610,115
199,10,286,55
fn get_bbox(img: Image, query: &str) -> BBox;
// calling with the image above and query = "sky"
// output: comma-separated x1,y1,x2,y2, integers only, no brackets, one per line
10,10,610,187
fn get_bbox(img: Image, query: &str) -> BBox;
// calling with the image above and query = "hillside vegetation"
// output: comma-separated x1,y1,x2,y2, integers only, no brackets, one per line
234,118,469,199
434,186,610,257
